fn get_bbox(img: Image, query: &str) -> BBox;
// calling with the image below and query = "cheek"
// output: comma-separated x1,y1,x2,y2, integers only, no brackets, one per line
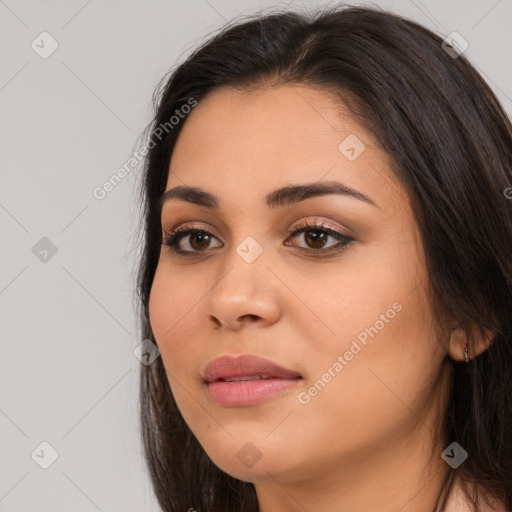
148,265,202,370
148,270,206,434
148,267,174,344
289,244,413,355
289,236,438,409
286,288,440,469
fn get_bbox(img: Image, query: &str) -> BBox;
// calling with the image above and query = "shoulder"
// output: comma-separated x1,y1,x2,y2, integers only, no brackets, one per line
444,475,507,512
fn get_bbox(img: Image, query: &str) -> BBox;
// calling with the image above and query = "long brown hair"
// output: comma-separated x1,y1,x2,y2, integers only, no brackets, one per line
134,4,512,510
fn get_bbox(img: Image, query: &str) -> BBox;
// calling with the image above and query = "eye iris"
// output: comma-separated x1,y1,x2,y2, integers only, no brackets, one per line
305,230,327,249
190,232,211,250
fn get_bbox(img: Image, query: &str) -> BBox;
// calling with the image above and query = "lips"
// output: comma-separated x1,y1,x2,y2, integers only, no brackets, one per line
203,354,302,407
203,354,302,383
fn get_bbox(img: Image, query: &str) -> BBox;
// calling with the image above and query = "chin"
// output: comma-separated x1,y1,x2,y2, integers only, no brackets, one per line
201,435,301,484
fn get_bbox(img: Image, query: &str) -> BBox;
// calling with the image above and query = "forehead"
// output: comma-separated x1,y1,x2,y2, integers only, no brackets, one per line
164,84,403,215
169,84,361,167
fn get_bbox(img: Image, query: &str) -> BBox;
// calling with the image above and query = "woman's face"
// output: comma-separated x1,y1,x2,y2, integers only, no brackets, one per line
149,85,450,489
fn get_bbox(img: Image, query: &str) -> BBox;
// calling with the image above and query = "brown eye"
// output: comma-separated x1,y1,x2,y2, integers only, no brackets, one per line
187,232,213,251
286,220,354,254
301,230,329,249
163,227,222,254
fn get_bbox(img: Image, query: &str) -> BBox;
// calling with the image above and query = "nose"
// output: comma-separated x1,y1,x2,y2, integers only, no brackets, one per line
205,242,281,331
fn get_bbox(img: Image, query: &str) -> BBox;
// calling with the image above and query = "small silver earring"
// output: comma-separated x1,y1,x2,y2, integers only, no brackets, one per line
464,342,469,363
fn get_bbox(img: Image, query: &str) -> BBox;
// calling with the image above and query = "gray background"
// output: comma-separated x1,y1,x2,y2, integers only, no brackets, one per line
0,0,510,510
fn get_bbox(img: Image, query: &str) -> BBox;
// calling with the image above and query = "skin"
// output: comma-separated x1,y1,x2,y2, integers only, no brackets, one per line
148,84,491,511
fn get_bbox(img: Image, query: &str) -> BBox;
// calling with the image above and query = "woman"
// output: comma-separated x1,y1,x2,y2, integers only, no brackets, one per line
135,4,512,511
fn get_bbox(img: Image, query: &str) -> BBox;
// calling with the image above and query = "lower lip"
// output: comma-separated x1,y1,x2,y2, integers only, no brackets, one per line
206,378,301,407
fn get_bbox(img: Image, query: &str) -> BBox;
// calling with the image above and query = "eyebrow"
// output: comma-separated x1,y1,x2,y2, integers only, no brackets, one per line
158,180,377,213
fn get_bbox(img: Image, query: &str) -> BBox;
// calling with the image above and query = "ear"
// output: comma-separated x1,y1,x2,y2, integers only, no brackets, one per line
448,322,496,362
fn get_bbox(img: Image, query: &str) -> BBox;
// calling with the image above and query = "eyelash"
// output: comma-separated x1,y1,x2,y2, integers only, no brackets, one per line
162,219,355,257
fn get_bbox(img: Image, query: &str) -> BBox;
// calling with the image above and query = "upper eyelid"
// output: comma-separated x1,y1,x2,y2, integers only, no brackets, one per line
163,219,349,238
162,213,354,235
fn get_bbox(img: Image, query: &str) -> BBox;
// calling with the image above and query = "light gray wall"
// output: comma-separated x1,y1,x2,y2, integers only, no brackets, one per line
1,0,510,510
